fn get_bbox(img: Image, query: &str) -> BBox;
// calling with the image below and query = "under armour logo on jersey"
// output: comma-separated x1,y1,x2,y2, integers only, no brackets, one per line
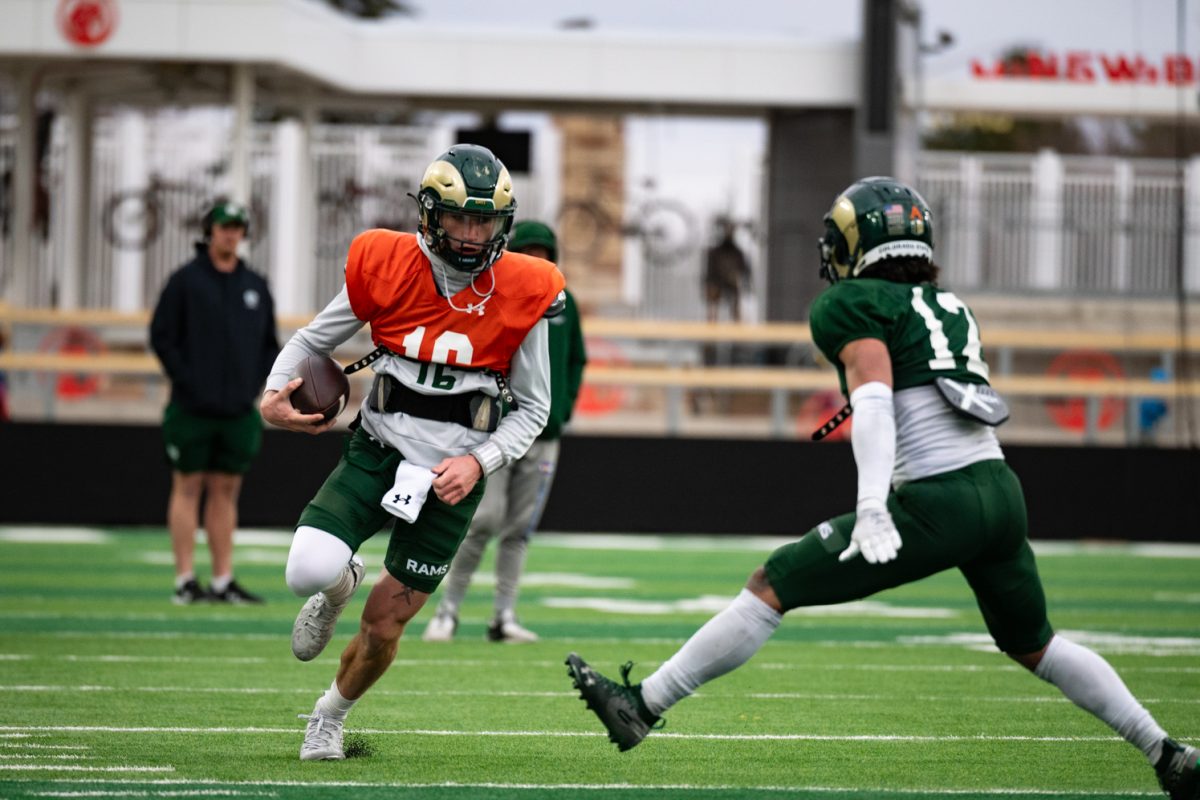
393,493,412,505
465,303,486,316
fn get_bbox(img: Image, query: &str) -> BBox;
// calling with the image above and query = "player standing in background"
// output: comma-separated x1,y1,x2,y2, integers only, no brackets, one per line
566,177,1199,799
260,145,565,761
423,220,587,643
149,201,277,605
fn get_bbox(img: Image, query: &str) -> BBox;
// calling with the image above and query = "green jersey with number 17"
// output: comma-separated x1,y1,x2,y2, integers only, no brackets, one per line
810,279,992,396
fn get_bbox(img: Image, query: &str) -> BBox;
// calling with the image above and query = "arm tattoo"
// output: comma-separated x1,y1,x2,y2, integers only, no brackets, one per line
392,585,417,606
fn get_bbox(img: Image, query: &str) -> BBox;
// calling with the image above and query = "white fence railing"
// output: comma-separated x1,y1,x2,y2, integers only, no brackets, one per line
918,150,1199,297
1,114,1198,316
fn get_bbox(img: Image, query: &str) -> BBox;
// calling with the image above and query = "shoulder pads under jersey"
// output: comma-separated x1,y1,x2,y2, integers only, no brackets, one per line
543,290,567,318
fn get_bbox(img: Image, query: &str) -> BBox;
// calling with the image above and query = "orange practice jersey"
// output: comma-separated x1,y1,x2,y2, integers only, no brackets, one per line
345,230,566,376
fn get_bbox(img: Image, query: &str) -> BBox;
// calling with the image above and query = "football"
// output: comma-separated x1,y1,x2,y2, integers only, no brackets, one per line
290,355,351,421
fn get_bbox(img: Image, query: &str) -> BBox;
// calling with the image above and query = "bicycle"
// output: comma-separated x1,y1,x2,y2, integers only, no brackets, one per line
101,166,268,251
316,176,418,258
555,179,698,266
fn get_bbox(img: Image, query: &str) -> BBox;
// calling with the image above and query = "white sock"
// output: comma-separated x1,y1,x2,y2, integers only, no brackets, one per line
640,589,782,716
210,575,231,593
323,563,358,607
174,573,195,590
1034,635,1167,764
315,679,357,721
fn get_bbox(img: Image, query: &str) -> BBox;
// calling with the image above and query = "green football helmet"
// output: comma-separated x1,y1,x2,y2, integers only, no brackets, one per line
416,144,516,273
818,176,933,283
507,220,557,262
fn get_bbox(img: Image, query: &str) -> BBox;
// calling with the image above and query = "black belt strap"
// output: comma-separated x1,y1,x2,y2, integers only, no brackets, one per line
368,374,502,432
348,345,517,411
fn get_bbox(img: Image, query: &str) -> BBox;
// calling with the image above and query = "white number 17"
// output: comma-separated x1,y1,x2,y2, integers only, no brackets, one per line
910,287,989,379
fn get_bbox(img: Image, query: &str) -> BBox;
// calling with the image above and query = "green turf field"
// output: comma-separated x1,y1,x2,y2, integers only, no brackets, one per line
0,526,1196,799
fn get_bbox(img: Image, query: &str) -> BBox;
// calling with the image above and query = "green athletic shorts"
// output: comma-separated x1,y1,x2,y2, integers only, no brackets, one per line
764,459,1053,655
296,426,485,593
162,402,262,475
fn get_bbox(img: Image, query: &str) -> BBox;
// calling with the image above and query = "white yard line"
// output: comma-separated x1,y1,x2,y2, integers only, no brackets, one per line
5,652,1199,673
754,662,1200,673
2,725,1190,743
0,528,112,544
0,685,572,698
5,527,1200,559
0,765,173,772
0,654,269,666
0,777,1164,797
28,792,277,798
28,791,276,796
2,685,1196,705
0,743,90,749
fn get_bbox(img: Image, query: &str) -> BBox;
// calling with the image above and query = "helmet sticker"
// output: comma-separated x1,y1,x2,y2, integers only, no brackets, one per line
884,203,905,235
910,205,926,236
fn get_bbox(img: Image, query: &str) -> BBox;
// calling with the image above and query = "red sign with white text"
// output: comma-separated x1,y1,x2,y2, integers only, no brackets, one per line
972,51,1197,85
57,0,118,48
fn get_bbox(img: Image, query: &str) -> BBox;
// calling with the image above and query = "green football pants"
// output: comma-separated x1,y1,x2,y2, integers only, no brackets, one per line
764,459,1053,655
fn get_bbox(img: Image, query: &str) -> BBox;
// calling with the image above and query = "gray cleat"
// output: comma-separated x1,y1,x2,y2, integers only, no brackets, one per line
298,709,345,761
565,652,660,752
291,556,365,662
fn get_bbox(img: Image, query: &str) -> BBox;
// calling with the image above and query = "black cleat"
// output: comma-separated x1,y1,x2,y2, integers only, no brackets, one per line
172,578,208,605
208,579,265,604
565,652,660,752
1157,738,1200,799
486,612,539,643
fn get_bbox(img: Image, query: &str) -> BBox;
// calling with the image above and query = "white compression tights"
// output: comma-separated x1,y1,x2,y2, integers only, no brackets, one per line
640,589,782,716
285,525,354,598
1034,635,1167,763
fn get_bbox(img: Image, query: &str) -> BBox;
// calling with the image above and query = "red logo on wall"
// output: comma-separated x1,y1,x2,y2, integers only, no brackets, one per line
972,50,1198,86
57,0,118,47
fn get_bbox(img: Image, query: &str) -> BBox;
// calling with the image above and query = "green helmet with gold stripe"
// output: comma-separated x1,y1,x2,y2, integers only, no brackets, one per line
818,177,933,283
417,144,516,273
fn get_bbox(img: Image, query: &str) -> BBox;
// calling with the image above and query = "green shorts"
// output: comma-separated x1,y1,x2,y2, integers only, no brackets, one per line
764,459,1053,655
296,426,485,593
162,402,263,475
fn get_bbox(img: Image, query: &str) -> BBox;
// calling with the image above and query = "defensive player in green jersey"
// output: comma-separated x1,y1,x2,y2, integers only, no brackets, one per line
566,177,1199,799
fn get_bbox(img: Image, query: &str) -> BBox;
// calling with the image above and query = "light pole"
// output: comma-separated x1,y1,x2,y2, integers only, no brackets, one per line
895,0,953,185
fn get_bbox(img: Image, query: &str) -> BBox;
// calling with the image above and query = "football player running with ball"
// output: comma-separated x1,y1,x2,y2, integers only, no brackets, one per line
566,177,1199,798
260,145,565,762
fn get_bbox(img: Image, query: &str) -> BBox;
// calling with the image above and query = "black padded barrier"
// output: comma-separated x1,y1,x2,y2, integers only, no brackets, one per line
0,422,1196,542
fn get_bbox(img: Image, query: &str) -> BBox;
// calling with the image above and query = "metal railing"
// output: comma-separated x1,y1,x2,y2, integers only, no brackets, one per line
1,113,1198,315
2,305,1196,446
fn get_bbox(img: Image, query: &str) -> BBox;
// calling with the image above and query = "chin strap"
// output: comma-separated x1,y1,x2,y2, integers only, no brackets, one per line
433,255,496,317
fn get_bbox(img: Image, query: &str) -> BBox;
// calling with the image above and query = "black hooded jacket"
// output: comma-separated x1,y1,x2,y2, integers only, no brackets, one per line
149,243,279,417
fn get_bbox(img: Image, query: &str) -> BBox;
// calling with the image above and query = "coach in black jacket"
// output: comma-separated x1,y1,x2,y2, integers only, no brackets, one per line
149,201,278,606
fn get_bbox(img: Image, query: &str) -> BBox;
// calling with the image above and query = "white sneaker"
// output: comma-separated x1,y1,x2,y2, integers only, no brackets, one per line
486,611,539,643
291,556,365,662
421,610,458,642
298,709,345,761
